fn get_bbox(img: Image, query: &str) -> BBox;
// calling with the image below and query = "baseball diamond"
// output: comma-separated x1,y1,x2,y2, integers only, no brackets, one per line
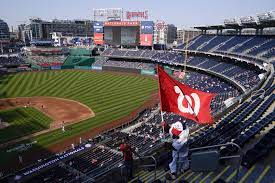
0,70,158,171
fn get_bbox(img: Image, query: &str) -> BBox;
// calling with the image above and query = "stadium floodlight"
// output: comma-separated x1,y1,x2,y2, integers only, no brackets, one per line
240,16,258,25
257,11,275,23
224,18,240,26
93,8,123,21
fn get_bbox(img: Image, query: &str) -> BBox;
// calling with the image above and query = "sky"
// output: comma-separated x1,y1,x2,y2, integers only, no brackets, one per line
0,0,274,30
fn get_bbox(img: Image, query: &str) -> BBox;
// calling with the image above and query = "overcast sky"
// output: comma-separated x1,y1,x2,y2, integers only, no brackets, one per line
0,0,274,30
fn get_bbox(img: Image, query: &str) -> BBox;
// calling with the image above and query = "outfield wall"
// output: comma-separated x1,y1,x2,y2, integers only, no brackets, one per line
102,66,141,74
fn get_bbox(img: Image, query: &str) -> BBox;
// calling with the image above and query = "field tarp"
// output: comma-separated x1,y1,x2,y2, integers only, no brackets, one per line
92,66,102,70
74,66,92,70
141,69,156,75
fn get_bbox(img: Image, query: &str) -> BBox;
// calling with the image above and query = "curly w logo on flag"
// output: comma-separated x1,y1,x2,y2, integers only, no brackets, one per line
157,65,216,124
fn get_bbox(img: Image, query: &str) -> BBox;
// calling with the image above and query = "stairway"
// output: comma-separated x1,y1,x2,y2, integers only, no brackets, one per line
130,164,275,183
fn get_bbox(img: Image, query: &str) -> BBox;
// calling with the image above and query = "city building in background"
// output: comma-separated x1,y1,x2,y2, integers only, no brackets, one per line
177,28,201,44
153,21,177,46
0,19,10,44
167,24,177,44
18,18,93,44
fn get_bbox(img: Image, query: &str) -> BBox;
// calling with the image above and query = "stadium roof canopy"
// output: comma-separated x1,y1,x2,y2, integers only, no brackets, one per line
194,22,275,31
194,11,275,31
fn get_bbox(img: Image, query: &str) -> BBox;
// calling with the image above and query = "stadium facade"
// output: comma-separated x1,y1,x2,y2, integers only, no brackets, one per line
18,18,93,43
0,19,10,43
177,29,201,44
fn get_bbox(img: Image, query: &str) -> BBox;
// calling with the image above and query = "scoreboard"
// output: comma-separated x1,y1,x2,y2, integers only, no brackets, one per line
104,21,140,46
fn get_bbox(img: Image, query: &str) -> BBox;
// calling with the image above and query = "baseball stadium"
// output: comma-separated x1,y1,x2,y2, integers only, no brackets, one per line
0,3,275,183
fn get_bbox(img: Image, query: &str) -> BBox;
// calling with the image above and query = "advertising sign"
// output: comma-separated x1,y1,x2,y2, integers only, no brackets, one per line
155,21,166,31
140,21,154,34
140,34,153,46
94,33,104,45
126,11,149,20
104,21,140,27
94,33,103,40
93,21,104,33
94,27,103,33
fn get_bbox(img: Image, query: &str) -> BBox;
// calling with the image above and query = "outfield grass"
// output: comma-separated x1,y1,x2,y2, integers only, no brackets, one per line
0,70,158,165
0,107,52,144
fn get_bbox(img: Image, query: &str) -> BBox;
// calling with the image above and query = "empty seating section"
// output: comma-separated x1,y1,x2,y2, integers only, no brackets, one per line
187,56,262,89
233,37,267,53
199,36,232,51
182,34,275,61
262,48,275,59
101,48,114,56
111,49,127,57
248,39,275,56
105,131,158,154
0,56,26,66
242,126,275,168
180,70,240,111
233,70,260,88
27,55,65,67
140,50,158,58
65,146,122,177
188,35,214,50
23,165,81,183
93,59,154,70
190,92,274,158
187,57,205,66
196,58,220,69
101,48,264,90
125,50,144,57
217,36,249,51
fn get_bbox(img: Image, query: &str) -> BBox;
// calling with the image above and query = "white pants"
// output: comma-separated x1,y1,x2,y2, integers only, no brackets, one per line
169,156,189,174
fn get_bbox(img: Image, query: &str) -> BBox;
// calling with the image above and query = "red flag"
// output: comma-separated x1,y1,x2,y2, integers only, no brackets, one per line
157,65,216,124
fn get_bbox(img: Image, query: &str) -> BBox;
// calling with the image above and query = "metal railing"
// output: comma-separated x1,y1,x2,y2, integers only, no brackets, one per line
135,155,157,182
187,142,242,183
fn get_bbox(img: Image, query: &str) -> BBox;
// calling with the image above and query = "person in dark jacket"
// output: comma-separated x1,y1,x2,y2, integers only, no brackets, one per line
119,136,139,180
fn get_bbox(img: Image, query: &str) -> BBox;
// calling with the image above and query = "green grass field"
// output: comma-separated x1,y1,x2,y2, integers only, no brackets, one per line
0,70,158,166
0,107,52,144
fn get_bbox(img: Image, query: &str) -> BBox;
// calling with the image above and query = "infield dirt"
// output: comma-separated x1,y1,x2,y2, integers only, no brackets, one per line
0,96,95,148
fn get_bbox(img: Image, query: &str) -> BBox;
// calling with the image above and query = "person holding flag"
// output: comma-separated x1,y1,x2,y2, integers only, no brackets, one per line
162,121,190,180
157,65,216,179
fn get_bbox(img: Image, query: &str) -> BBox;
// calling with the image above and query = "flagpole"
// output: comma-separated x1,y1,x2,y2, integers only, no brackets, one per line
157,65,166,139
184,36,189,73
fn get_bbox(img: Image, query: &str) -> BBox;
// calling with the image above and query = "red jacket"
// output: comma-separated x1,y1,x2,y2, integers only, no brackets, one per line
120,143,133,161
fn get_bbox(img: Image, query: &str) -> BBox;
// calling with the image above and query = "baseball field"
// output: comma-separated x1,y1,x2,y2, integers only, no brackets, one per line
0,70,158,170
